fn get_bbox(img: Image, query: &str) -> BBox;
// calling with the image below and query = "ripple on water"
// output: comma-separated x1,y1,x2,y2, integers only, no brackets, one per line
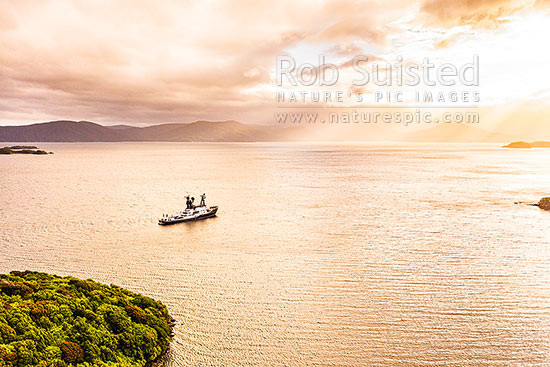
2,143,550,366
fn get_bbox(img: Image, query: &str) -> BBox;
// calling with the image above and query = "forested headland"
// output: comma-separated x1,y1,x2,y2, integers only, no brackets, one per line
0,271,173,367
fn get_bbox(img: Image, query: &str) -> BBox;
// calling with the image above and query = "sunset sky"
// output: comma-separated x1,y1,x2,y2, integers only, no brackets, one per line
1,0,549,137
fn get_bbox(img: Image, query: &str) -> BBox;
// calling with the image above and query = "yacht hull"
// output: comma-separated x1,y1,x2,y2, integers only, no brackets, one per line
158,206,218,225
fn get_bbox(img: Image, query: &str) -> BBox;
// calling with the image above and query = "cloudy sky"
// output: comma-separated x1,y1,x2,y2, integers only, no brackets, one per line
1,0,549,130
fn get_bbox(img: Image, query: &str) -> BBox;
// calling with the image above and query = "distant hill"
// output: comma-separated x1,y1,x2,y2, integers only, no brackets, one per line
0,120,127,142
403,123,511,143
0,120,299,142
502,141,550,148
107,124,136,130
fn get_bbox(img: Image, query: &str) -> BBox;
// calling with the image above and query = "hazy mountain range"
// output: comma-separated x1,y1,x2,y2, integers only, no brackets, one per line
0,120,516,143
0,120,301,142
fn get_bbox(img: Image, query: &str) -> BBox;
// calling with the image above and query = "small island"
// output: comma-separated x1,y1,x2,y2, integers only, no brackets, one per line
502,141,550,148
536,197,550,210
0,271,174,367
0,146,52,155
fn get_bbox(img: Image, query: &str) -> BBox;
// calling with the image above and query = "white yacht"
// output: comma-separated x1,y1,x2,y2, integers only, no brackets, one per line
158,194,218,225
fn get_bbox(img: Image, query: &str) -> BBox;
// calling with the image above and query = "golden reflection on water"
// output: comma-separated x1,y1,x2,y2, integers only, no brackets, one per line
1,143,550,366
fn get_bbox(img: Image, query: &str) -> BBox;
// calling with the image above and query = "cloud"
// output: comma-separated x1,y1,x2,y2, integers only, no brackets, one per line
0,0,309,124
0,0,406,124
420,0,532,28
0,0,549,125
327,43,367,57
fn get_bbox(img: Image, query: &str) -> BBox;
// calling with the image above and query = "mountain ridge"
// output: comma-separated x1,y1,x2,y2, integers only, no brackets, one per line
0,120,520,143
0,120,299,142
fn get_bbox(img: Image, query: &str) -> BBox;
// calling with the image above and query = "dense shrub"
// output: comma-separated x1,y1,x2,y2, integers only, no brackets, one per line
0,271,173,367
538,197,550,210
60,341,83,363
125,305,148,324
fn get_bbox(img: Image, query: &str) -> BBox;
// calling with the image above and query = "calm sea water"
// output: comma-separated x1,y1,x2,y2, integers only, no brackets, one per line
1,143,550,366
